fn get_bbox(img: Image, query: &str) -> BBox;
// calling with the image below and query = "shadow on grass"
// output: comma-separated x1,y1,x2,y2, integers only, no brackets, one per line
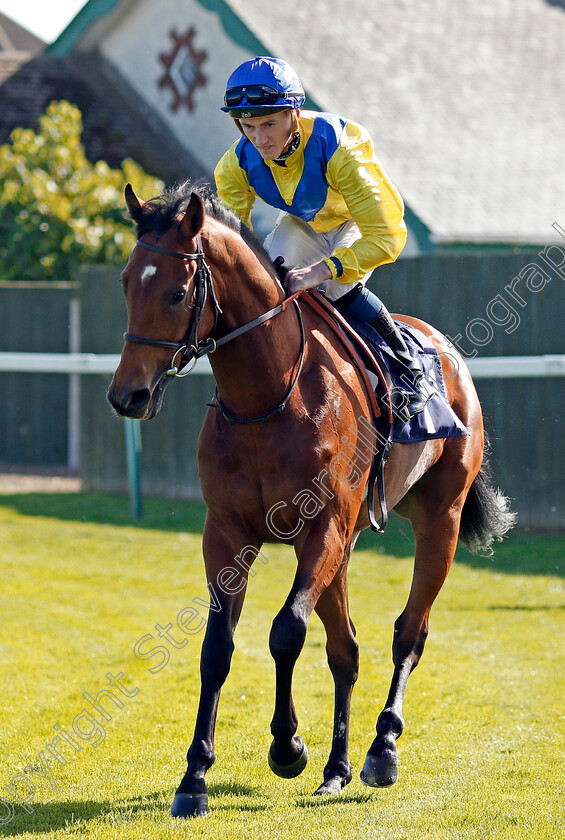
0,790,168,835
206,780,269,812
207,780,263,798
0,492,563,577
0,491,416,552
295,790,374,808
455,603,565,612
0,492,207,535
0,785,270,834
453,530,564,577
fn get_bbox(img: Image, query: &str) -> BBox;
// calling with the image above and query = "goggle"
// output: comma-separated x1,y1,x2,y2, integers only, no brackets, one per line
224,84,299,107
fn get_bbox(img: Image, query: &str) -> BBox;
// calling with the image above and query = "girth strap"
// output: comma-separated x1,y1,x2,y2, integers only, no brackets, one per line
299,291,393,533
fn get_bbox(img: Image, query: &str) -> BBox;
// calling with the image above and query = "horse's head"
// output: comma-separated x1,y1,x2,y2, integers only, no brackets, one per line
107,184,218,419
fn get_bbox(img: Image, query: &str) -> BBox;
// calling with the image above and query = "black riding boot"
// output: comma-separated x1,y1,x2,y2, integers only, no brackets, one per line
370,306,434,419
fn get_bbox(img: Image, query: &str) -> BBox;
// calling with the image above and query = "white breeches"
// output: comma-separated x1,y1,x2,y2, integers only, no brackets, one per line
263,212,371,301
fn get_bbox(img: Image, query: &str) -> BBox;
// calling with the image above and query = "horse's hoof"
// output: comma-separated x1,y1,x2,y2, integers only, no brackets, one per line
268,737,309,778
313,776,347,795
170,792,209,818
360,753,398,787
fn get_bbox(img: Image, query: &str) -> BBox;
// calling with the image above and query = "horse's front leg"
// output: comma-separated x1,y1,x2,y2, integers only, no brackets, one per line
267,591,310,779
267,518,350,781
171,516,256,818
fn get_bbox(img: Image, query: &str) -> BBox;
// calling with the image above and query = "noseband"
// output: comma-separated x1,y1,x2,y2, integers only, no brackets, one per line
122,234,306,423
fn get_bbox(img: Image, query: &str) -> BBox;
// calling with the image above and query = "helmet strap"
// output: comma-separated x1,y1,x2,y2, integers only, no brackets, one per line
233,118,245,136
273,131,300,164
291,109,300,134
230,110,301,168
273,110,301,164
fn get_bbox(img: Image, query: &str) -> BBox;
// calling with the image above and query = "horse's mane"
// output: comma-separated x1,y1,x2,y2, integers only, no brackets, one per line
134,180,278,279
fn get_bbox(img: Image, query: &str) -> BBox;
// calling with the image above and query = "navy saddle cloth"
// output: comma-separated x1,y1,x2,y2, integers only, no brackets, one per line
344,315,469,444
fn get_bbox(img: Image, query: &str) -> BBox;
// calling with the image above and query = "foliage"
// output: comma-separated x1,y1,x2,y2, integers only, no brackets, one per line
0,493,563,838
0,101,163,282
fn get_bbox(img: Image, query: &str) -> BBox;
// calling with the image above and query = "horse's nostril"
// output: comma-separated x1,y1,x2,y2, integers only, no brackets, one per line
107,385,151,418
128,388,151,409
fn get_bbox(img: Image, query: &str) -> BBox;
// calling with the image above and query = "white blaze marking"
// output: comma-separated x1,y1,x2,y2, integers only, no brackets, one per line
141,265,157,286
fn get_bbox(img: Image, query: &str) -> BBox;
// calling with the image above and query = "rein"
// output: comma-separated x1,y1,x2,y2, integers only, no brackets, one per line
123,235,392,528
123,235,305,422
208,301,305,424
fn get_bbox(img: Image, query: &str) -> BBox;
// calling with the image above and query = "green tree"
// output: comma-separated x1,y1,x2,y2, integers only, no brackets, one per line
0,100,164,281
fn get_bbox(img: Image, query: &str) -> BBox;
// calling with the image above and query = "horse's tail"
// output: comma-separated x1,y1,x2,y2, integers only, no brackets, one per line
459,436,517,555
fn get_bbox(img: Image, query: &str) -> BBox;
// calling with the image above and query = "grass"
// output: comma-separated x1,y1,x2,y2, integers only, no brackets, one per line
0,491,563,839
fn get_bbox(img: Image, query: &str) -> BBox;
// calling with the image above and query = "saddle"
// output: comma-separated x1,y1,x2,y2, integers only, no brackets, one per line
297,290,468,533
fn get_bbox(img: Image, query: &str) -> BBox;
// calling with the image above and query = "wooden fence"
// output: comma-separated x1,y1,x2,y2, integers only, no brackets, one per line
0,283,78,468
0,244,564,529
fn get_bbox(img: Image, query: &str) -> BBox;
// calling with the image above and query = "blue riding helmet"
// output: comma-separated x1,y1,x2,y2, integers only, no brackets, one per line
222,56,305,118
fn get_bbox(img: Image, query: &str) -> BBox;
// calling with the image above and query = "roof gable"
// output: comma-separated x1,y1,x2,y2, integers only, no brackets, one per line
27,0,565,245
0,11,45,84
0,11,45,52
224,0,565,245
0,50,205,184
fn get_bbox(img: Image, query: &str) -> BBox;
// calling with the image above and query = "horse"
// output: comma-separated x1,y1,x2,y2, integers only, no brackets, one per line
107,181,515,818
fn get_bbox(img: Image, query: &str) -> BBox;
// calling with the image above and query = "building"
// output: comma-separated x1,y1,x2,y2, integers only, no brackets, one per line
0,1,564,523
0,11,45,83
0,0,565,248
3,0,562,252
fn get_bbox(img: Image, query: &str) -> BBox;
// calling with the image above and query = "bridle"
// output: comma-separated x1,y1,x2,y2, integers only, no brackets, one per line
123,235,222,376
122,235,305,423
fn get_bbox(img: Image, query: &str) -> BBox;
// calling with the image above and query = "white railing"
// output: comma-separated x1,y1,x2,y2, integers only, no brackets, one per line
0,352,212,518
0,353,212,375
1,352,563,518
0,353,564,378
467,355,565,378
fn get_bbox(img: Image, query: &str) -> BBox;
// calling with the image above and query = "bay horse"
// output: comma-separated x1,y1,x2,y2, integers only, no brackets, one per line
107,181,514,818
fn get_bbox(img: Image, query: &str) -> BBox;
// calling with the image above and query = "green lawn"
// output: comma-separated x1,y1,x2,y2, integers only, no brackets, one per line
0,492,563,839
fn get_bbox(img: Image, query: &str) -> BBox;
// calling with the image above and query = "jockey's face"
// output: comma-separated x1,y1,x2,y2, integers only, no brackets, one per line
238,110,295,160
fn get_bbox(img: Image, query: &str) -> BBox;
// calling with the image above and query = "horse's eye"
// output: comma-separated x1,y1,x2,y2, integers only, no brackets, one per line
170,290,186,305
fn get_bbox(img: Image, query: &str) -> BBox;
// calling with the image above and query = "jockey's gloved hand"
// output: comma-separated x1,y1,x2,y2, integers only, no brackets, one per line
273,256,289,288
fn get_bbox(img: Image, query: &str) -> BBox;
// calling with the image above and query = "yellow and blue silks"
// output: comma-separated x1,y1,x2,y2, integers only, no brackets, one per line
215,111,407,285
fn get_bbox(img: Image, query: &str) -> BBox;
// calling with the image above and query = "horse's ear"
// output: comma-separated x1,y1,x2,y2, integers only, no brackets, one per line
180,192,205,239
124,183,146,223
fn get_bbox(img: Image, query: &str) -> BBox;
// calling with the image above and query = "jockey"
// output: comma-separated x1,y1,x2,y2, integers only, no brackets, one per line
215,56,430,417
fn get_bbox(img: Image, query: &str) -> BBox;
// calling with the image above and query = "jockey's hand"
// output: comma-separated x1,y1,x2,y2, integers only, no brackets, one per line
285,260,332,294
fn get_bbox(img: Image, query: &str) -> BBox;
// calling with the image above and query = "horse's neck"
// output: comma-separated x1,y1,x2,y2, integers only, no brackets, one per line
209,245,302,417
220,253,283,330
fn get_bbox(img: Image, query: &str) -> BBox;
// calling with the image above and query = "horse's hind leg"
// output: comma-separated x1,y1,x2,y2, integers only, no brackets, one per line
361,505,462,788
312,558,359,795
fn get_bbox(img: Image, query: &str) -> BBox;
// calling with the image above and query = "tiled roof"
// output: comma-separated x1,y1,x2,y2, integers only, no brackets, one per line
3,1,563,244
0,11,45,84
225,0,565,244
0,12,45,52
0,50,206,184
